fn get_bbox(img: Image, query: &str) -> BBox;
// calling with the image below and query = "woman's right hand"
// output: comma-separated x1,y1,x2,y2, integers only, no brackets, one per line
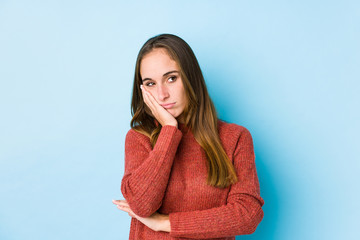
141,85,178,128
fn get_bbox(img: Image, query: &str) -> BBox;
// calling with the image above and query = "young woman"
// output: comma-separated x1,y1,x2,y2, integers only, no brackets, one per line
112,34,264,239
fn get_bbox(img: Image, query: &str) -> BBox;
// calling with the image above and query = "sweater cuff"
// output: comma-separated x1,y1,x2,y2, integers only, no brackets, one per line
169,211,193,237
169,212,181,237
153,125,182,151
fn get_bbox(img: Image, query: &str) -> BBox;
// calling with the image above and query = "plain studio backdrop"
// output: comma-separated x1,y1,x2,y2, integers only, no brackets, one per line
0,1,359,239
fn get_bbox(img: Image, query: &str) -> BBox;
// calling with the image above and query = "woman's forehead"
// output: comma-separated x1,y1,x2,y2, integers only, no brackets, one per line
140,48,179,79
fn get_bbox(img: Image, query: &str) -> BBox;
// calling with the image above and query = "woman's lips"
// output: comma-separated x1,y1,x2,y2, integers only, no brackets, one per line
161,102,176,109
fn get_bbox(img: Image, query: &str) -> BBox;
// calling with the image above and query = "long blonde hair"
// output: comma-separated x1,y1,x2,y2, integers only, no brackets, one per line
130,34,237,188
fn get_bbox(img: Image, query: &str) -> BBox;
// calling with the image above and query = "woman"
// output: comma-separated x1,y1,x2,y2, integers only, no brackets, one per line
112,34,264,239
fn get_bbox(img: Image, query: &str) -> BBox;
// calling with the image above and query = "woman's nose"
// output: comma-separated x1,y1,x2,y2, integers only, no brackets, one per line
157,85,170,101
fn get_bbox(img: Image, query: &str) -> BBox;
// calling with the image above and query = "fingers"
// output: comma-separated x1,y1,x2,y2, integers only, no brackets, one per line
112,199,129,207
116,204,130,211
141,86,155,111
117,205,133,216
141,85,158,113
113,199,137,218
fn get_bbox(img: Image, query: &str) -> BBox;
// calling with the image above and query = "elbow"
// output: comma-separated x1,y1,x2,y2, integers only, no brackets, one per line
129,202,159,218
120,178,133,205
120,180,161,218
243,207,264,235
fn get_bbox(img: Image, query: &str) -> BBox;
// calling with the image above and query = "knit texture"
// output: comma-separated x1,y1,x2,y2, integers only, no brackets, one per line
121,119,264,239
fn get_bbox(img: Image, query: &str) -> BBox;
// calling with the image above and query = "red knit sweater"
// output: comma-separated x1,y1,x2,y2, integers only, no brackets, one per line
121,119,264,239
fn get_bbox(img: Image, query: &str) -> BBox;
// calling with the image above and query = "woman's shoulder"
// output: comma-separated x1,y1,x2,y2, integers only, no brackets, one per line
218,119,251,135
125,127,151,144
217,119,253,147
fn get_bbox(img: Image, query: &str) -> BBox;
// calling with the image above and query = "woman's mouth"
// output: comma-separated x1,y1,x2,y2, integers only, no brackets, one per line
161,102,176,109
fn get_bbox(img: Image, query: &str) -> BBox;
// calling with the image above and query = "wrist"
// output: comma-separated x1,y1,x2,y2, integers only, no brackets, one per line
159,215,170,232
164,122,178,128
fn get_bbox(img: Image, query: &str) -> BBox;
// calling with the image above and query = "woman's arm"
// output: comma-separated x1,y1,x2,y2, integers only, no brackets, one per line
121,125,182,218
167,127,264,239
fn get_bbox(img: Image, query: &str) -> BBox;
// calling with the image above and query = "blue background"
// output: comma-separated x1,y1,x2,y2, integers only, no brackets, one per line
1,1,359,239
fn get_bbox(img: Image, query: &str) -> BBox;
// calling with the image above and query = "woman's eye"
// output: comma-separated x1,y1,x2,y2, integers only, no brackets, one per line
168,76,177,82
145,82,155,87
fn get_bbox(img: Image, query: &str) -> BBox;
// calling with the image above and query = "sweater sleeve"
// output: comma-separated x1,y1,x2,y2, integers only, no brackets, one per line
121,125,183,218
169,127,264,239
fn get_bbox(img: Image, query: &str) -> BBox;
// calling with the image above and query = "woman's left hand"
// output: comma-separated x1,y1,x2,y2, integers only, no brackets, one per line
112,199,170,232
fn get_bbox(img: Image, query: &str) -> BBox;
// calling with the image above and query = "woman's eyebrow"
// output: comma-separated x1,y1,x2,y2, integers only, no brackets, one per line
142,70,179,82
163,70,179,76
142,78,152,82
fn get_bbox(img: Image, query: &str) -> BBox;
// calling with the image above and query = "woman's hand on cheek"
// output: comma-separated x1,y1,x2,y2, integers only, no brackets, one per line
140,85,178,128
112,199,170,232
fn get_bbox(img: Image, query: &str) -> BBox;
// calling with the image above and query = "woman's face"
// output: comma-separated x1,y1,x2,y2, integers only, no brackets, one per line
140,48,188,122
